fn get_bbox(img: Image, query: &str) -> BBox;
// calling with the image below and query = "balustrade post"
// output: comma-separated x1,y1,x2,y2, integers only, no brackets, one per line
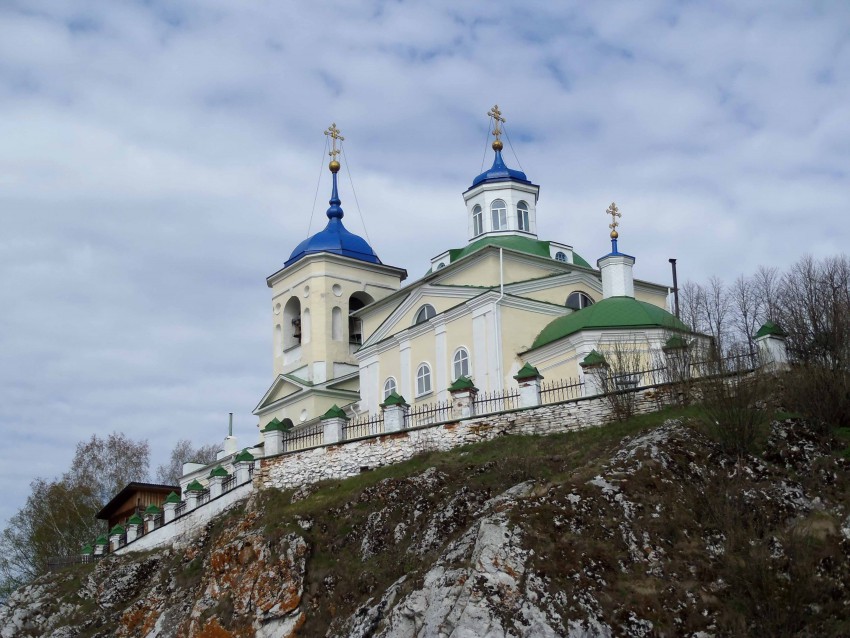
579,350,609,397
514,364,543,408
448,377,478,418
163,491,181,523
381,392,409,432
754,322,788,371
321,405,349,444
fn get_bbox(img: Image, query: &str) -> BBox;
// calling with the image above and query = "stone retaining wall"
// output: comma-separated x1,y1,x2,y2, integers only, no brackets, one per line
257,384,668,491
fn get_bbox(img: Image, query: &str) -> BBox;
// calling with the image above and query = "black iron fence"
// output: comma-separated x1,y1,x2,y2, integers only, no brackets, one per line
222,474,237,493
406,399,452,427
540,376,585,404
283,421,324,451
472,387,520,414
46,553,104,572
344,413,384,439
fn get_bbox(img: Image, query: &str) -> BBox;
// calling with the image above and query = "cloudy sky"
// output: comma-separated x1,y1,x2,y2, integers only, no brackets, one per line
1,1,848,529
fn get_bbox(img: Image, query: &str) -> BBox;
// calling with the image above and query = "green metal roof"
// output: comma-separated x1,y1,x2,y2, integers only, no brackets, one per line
185,480,205,492
531,297,689,350
165,491,181,504
209,466,229,478
514,363,542,380
444,235,592,269
755,321,786,338
235,449,255,463
321,404,348,420
380,391,408,408
95,535,108,545
447,375,477,391
580,350,607,367
144,504,162,515
109,524,125,536
127,514,144,526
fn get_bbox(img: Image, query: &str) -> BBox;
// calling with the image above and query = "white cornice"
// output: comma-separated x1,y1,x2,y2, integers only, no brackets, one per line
266,252,408,289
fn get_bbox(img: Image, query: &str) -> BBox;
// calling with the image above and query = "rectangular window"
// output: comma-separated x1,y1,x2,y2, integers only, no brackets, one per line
518,210,529,231
473,211,483,236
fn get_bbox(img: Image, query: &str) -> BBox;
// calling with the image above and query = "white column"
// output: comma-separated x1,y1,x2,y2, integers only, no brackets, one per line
435,323,448,401
163,502,178,523
235,461,253,485
472,312,488,391
264,429,283,456
399,340,412,400
383,404,408,432
323,417,345,444
209,476,224,499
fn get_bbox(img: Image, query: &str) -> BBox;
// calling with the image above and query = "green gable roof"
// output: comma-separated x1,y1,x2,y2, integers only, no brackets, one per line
514,363,542,381
95,535,108,545
127,514,144,526
235,449,255,463
443,235,592,270
380,391,408,408
447,376,477,391
755,321,786,338
109,524,125,536
209,466,229,478
662,335,689,351
580,350,607,367
531,297,689,350
262,417,282,432
185,480,205,492
165,491,181,504
321,404,348,420
81,544,93,555
144,504,162,515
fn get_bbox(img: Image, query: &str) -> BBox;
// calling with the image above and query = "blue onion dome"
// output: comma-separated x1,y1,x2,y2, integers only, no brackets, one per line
285,161,382,267
471,148,531,187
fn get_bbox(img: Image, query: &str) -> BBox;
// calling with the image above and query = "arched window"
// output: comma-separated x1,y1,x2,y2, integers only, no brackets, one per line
383,377,397,400
517,201,530,232
414,304,436,325
416,363,432,396
453,347,470,380
283,296,301,349
331,307,342,341
348,293,372,345
566,291,594,310
555,251,567,262
472,205,483,237
491,199,507,231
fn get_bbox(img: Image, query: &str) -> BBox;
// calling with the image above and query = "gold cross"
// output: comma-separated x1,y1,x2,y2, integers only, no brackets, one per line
487,104,505,141
606,202,621,237
324,123,344,160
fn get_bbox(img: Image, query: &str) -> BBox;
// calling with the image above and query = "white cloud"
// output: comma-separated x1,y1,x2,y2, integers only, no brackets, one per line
0,0,846,528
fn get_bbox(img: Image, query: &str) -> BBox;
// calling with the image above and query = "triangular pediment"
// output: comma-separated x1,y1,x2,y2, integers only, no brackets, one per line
252,375,306,414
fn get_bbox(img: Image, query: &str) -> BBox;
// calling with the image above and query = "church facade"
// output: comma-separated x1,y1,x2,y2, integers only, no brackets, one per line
253,111,688,430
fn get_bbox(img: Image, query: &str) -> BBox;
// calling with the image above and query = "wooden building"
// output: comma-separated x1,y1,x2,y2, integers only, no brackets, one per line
96,482,180,530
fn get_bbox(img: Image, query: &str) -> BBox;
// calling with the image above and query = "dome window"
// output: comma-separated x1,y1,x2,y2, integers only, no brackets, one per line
555,251,567,262
491,199,507,231
472,205,483,237
453,347,470,380
414,304,437,325
566,291,594,310
517,201,530,231
416,363,432,396
383,377,397,399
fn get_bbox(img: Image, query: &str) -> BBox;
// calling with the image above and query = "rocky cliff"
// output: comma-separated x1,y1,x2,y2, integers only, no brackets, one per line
3,411,850,637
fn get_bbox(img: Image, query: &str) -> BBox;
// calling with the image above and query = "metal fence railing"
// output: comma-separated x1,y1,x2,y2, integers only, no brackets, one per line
343,413,384,439
222,474,237,493
472,388,520,414
540,377,585,404
406,399,452,427
283,421,324,451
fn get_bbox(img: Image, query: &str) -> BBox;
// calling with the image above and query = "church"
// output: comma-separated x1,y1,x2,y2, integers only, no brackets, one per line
252,108,689,431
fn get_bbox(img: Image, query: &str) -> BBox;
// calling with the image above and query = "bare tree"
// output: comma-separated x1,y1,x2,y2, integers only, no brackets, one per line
155,439,219,486
702,276,732,356
680,280,707,334
0,431,149,593
752,265,780,324
731,274,759,354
